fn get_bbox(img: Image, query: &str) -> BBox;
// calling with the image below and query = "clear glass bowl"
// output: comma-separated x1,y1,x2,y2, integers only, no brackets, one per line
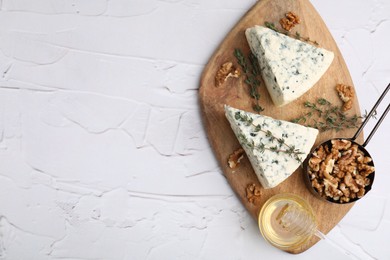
258,193,317,250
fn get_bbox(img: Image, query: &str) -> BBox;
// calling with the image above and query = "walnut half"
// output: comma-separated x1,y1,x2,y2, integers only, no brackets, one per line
280,11,300,31
228,148,245,169
215,62,240,87
246,183,262,205
336,84,354,111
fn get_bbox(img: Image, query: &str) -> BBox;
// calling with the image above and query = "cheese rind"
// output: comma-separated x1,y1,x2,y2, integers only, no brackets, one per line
225,105,318,189
245,26,334,107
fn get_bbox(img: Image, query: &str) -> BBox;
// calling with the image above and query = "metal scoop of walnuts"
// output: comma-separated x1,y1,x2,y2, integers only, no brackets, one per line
305,83,390,204
308,139,374,203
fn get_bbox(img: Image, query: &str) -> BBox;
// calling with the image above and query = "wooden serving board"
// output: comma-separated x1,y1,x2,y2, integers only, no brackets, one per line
199,0,363,254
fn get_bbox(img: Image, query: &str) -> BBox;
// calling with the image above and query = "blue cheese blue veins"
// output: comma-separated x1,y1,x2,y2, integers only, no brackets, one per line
225,105,318,189
245,26,334,107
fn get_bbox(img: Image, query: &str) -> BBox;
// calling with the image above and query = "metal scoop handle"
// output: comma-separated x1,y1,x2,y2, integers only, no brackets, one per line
352,83,390,147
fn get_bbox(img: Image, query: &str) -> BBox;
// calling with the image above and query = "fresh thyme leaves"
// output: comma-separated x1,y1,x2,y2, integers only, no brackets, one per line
234,48,248,73
265,21,319,46
249,53,261,76
264,21,278,31
291,98,361,132
234,48,264,113
235,111,304,163
317,98,331,106
362,109,378,120
234,111,253,126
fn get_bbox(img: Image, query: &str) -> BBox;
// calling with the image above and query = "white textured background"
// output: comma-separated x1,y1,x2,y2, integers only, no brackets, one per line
0,0,389,259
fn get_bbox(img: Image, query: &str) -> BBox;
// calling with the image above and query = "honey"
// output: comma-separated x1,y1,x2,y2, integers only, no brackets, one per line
258,193,316,250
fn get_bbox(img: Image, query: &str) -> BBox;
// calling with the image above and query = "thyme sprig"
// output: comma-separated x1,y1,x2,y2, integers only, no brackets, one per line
265,21,319,46
291,98,361,132
234,48,248,73
234,111,304,163
234,48,264,113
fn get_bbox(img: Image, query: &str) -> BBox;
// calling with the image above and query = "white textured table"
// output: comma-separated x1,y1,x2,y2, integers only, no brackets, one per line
0,1,389,259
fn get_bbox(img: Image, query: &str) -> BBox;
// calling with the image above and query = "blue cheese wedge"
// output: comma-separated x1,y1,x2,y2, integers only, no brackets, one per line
225,105,318,189
245,25,334,107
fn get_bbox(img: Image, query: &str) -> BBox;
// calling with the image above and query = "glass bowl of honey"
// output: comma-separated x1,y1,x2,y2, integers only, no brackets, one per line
258,193,316,250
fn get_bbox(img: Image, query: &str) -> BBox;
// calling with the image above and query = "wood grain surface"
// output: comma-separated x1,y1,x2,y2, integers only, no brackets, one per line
199,0,363,254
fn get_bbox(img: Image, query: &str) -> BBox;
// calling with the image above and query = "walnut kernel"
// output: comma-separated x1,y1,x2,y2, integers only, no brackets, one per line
336,84,355,111
246,183,262,205
280,12,300,31
228,148,245,169
215,62,240,87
